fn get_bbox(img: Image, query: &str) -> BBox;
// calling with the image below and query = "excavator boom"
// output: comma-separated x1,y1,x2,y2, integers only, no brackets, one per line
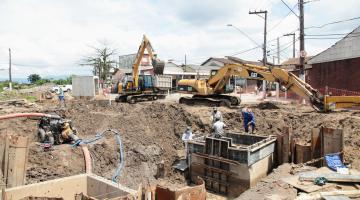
178,63,360,111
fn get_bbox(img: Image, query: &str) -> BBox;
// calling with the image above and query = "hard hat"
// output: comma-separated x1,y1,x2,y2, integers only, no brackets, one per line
215,115,220,120
186,126,191,131
213,107,218,111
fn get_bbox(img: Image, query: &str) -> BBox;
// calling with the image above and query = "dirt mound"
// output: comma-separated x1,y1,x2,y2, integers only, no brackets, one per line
1,100,360,192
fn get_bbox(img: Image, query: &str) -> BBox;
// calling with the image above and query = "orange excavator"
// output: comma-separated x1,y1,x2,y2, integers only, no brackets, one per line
115,35,167,103
177,63,360,112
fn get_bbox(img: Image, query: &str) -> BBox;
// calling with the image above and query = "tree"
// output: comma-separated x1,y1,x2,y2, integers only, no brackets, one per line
81,42,117,82
28,74,41,84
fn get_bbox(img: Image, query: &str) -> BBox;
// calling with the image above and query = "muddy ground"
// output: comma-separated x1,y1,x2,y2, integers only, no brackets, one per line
1,100,360,198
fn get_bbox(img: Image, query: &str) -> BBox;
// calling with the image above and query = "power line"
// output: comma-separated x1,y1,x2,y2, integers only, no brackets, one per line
306,32,360,36
268,4,297,33
280,0,299,18
305,34,360,40
305,16,360,29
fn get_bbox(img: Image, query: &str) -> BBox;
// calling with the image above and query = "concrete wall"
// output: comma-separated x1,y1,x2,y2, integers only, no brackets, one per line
2,174,134,200
72,76,99,97
190,154,273,198
307,57,360,92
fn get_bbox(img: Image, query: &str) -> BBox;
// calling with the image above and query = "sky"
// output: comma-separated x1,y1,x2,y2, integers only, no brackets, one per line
0,0,359,79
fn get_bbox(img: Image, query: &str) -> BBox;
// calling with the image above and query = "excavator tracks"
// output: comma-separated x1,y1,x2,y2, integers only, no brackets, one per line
179,95,240,108
115,93,166,104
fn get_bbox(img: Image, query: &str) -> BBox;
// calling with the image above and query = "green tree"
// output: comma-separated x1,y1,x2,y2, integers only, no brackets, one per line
27,74,41,84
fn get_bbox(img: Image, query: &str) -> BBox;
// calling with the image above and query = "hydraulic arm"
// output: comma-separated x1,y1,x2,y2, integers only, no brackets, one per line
178,63,360,111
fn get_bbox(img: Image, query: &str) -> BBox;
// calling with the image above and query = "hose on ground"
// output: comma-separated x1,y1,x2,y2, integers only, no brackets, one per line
78,129,125,183
0,113,60,120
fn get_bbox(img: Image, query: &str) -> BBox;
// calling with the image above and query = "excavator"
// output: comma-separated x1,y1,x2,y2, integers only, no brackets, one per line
115,35,166,103
177,63,360,112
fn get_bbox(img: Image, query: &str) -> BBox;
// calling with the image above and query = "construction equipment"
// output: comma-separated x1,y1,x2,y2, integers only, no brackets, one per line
37,114,80,145
177,63,360,112
115,35,169,103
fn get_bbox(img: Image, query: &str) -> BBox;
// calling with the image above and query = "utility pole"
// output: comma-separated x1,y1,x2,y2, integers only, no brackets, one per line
284,33,296,58
184,54,187,72
277,37,280,65
8,48,12,91
299,0,305,80
249,10,268,98
249,10,268,66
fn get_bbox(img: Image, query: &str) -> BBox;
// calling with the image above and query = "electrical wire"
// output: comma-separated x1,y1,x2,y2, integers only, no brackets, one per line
305,16,360,29
268,4,297,33
280,0,299,17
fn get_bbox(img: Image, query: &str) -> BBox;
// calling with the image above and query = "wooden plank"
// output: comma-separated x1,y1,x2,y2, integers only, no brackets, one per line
321,190,360,197
276,133,284,166
322,195,351,200
3,137,9,187
6,135,29,188
282,126,291,163
311,128,322,167
281,175,334,193
295,143,312,164
322,128,344,166
299,173,360,183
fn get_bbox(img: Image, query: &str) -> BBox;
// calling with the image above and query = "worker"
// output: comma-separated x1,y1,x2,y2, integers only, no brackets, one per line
58,87,65,106
242,107,256,134
182,126,193,161
212,116,226,138
211,107,223,124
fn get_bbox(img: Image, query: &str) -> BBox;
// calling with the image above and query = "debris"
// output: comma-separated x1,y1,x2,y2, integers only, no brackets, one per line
257,102,280,110
299,173,360,183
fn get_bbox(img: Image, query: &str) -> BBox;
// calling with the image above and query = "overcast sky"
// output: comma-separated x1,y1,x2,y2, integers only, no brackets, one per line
0,0,359,79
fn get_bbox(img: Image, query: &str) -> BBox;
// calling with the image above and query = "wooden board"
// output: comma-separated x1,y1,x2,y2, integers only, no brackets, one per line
295,143,312,164
299,173,360,183
311,128,322,167
5,135,29,188
322,128,344,166
281,175,334,193
282,126,291,163
275,133,284,166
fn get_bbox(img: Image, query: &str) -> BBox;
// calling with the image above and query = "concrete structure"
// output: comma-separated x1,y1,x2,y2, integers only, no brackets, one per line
72,76,99,97
188,133,276,197
1,173,135,200
307,26,360,93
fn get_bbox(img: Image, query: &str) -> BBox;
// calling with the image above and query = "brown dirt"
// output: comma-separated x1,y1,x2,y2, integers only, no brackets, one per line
1,100,360,197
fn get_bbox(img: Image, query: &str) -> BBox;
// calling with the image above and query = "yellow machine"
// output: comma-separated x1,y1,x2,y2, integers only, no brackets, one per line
177,63,360,112
115,35,166,103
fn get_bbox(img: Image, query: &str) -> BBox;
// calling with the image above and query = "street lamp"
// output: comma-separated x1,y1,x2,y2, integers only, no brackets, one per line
227,24,260,47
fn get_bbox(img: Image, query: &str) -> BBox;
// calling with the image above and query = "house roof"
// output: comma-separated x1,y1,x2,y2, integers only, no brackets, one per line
281,57,313,65
200,57,235,66
308,25,360,64
201,56,273,66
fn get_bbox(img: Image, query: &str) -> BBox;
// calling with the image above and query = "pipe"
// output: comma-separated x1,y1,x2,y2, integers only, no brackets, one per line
0,113,60,120
81,145,92,174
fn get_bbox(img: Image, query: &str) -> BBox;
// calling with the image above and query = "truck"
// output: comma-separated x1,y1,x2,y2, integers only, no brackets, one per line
51,85,72,94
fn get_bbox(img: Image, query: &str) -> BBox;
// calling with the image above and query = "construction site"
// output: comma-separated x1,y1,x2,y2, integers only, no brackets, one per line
1,0,360,199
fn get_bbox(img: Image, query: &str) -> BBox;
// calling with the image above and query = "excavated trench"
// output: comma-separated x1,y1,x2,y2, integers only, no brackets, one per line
1,100,360,192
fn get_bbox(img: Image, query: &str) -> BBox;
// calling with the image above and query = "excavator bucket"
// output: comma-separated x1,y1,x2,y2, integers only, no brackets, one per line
153,59,165,75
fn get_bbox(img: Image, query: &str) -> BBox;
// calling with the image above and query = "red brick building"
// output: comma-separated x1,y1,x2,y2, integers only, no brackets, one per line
307,26,360,94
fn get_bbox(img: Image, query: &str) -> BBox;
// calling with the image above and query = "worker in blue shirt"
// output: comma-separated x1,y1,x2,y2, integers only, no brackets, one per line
241,107,256,134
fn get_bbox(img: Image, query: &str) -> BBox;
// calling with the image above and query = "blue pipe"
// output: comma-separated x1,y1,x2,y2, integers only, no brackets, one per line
74,129,125,183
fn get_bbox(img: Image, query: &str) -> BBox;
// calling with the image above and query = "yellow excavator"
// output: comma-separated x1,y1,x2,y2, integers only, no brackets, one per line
115,35,166,103
177,63,360,112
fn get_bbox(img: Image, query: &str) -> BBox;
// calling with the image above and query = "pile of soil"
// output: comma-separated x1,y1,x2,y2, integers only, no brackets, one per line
1,100,360,195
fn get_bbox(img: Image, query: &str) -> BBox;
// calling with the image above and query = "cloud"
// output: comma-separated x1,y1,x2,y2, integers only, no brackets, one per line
0,0,359,79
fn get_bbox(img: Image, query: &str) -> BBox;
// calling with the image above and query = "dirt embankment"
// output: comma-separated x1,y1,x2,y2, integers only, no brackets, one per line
1,100,360,191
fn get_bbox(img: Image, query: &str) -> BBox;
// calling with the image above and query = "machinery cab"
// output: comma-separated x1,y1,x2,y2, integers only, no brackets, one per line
209,69,235,94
